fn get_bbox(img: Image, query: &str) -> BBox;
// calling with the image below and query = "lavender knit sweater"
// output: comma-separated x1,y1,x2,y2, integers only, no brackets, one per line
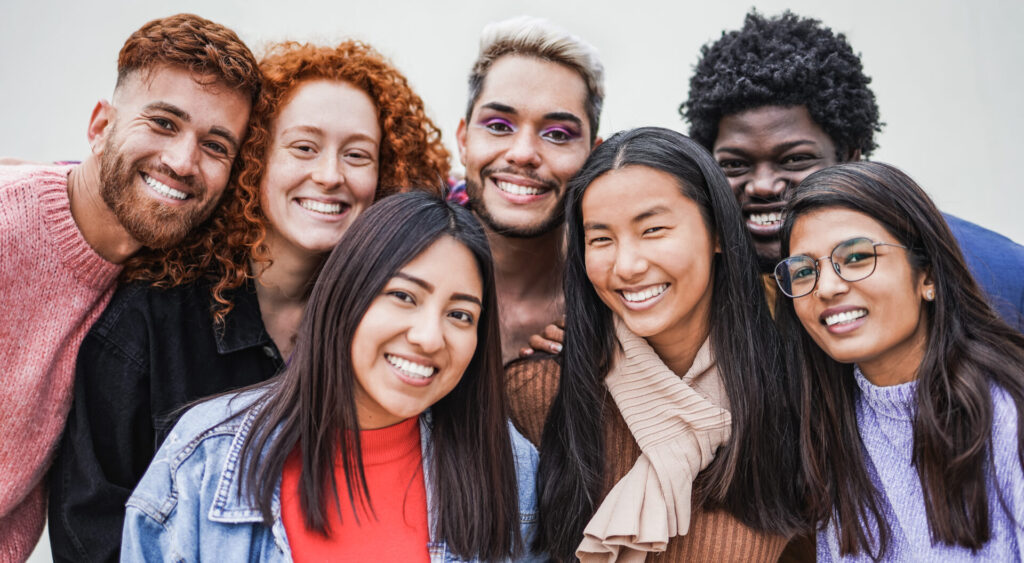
818,368,1024,561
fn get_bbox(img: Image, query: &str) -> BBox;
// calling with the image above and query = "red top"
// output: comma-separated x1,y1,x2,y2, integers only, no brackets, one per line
281,417,430,562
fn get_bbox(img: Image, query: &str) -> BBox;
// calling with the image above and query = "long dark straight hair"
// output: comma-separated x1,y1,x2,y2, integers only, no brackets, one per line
237,192,522,559
775,161,1024,558
534,126,805,559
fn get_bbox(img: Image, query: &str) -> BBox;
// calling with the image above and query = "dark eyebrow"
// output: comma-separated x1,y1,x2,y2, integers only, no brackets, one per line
715,139,819,156
583,206,669,231
480,102,516,115
452,293,482,307
632,206,669,224
395,272,482,306
543,111,583,128
144,101,190,121
480,103,583,128
395,272,433,292
143,101,240,154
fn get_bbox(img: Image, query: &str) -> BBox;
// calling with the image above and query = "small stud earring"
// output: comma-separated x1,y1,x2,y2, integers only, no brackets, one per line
925,289,935,301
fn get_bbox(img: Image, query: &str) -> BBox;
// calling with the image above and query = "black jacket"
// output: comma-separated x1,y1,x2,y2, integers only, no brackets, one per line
47,279,284,563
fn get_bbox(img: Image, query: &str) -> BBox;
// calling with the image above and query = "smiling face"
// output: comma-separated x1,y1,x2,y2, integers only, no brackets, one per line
350,236,484,429
713,105,844,267
96,65,251,248
789,207,932,385
259,80,381,263
457,55,592,238
582,165,717,355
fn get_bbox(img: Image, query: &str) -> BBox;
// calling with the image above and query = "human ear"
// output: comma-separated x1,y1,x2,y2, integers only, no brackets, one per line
86,100,114,156
919,270,936,302
455,118,468,166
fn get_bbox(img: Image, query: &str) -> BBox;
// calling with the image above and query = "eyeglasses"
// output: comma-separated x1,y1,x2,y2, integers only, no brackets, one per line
774,237,908,298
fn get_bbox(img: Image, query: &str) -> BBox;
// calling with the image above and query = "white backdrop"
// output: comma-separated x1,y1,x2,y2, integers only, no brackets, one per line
3,0,1023,243
4,0,1022,555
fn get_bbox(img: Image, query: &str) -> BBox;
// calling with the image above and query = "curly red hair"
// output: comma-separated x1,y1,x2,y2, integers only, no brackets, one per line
122,41,451,322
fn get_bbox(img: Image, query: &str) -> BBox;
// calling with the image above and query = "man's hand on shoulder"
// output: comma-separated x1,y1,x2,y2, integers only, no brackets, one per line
519,317,564,358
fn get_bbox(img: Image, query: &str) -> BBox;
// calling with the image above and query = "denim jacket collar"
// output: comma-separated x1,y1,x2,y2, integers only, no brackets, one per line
207,404,450,560
204,397,292,556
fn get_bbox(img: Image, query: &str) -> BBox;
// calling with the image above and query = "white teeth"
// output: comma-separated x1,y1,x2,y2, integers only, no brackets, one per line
621,284,669,303
299,199,345,214
824,309,868,327
143,174,187,200
495,180,542,196
749,212,783,226
385,354,435,379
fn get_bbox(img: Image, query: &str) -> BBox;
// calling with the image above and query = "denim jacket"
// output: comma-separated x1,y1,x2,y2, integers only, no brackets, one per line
121,390,544,562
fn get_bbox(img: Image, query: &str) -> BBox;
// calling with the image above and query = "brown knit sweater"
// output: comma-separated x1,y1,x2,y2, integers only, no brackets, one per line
507,354,788,562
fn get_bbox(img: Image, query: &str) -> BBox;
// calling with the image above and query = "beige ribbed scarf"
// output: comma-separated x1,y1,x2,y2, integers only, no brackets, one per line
576,317,732,562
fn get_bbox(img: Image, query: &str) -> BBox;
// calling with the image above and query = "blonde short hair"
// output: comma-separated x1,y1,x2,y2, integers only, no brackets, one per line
466,16,605,142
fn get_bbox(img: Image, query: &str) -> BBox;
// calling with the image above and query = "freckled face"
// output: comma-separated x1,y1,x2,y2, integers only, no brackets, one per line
457,55,592,238
260,80,381,262
789,208,931,384
582,165,717,353
350,236,484,429
713,105,842,267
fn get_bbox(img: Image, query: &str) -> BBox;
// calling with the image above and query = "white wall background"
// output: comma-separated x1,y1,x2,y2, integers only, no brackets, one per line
4,0,1024,246
6,0,1022,558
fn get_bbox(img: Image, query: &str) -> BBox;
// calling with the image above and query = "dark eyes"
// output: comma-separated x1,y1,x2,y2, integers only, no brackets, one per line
717,154,819,174
843,252,872,265
540,127,579,144
151,117,174,131
587,227,665,245
387,290,475,324
781,154,817,167
717,159,749,176
449,310,474,324
792,266,816,280
544,130,569,142
204,142,229,156
388,290,415,304
481,118,578,143
483,119,514,134
345,151,373,162
151,117,229,156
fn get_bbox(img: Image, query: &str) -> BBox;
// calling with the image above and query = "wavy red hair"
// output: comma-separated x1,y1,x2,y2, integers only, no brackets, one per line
122,41,451,322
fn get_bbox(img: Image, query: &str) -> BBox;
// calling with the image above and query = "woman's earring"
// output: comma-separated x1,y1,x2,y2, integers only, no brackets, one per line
925,289,935,301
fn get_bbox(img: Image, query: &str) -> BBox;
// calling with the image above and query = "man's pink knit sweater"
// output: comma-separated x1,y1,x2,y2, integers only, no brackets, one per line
0,165,121,561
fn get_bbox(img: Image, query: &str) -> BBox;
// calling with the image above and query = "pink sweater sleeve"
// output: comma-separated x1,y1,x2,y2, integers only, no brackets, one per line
0,165,121,561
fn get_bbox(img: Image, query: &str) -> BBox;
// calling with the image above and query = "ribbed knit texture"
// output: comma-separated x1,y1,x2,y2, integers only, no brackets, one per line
0,165,121,562
818,368,1024,561
578,320,731,561
506,353,787,562
281,417,429,562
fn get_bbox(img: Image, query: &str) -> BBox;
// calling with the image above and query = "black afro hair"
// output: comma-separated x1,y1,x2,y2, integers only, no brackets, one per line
681,10,882,158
